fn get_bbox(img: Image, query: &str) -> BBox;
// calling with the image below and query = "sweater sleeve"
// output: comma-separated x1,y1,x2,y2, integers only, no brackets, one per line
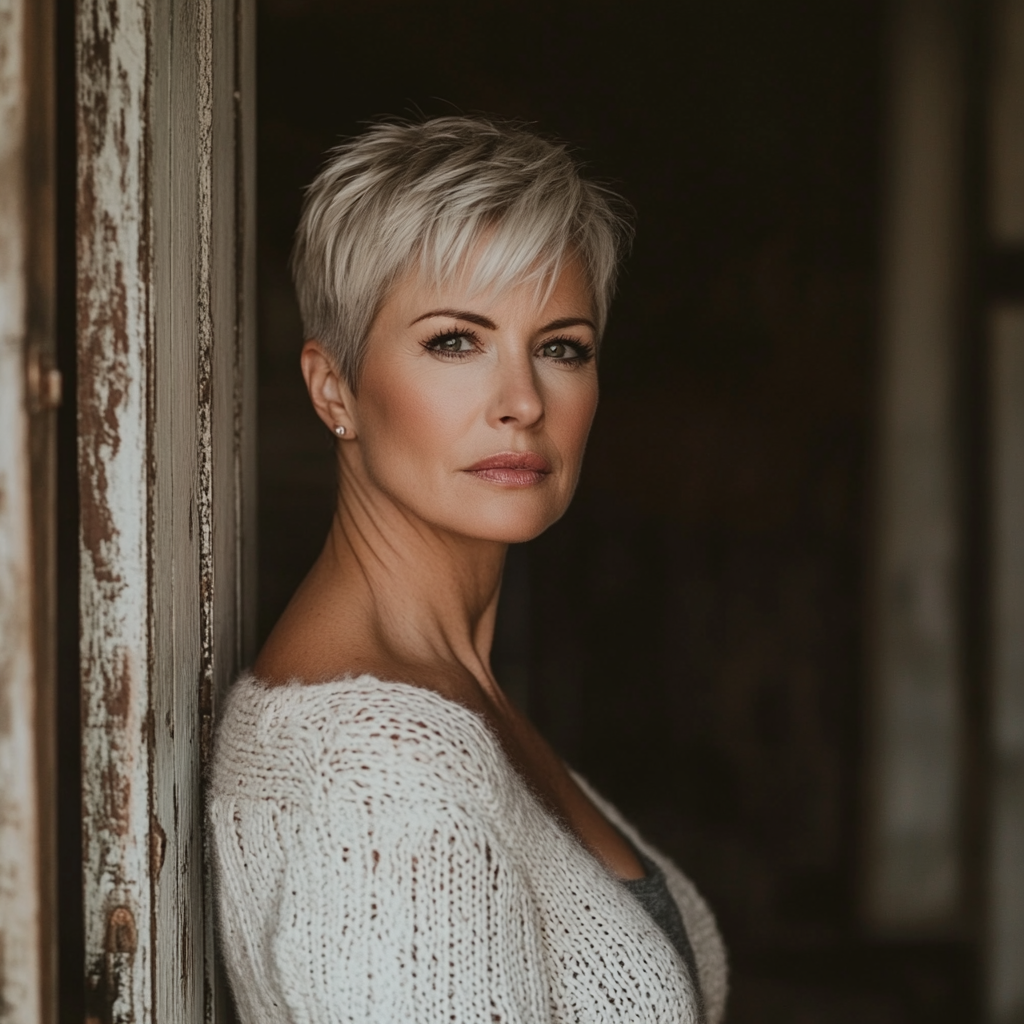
212,778,552,1024
654,857,728,1024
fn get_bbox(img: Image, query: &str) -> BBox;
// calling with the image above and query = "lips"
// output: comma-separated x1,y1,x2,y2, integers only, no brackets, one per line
464,451,552,486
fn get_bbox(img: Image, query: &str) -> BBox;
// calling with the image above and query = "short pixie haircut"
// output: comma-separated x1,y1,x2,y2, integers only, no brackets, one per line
291,116,633,387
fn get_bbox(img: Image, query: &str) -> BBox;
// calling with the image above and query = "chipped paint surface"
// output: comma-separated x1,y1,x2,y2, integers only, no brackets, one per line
150,5,218,1023
77,0,153,1019
77,0,256,1021
0,0,53,1019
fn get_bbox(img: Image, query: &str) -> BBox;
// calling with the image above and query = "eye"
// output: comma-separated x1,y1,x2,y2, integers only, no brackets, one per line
425,331,477,357
539,338,593,362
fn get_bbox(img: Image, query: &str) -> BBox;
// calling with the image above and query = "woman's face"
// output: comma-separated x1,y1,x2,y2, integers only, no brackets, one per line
337,258,599,544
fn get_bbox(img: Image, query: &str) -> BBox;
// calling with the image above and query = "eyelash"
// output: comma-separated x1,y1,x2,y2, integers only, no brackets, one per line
422,328,595,366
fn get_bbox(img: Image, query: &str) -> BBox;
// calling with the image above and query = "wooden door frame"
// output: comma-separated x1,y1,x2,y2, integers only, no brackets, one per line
985,2,1024,1020
76,0,256,1021
0,0,59,1019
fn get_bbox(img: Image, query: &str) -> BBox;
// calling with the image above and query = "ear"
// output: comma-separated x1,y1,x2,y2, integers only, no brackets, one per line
300,340,357,438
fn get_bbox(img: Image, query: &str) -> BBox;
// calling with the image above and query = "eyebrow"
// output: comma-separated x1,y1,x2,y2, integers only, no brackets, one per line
541,316,597,333
410,309,497,329
409,309,597,333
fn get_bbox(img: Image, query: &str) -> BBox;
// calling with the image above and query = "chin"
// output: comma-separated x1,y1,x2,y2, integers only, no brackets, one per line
440,499,565,545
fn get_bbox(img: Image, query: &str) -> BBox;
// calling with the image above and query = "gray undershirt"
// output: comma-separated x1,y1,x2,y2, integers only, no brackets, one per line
620,849,705,1023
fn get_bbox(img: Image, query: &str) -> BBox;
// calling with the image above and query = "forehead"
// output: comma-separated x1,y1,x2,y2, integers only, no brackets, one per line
381,249,596,328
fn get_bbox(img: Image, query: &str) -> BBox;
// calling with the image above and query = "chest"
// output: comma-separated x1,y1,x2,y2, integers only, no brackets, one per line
482,703,647,881
493,788,700,1023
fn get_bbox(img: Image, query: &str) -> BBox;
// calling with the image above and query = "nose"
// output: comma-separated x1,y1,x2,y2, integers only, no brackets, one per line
488,350,544,429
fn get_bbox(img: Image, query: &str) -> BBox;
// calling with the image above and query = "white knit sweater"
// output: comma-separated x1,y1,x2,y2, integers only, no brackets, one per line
209,675,728,1024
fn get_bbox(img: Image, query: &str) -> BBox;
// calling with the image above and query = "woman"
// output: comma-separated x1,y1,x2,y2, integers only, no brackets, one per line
210,116,727,1023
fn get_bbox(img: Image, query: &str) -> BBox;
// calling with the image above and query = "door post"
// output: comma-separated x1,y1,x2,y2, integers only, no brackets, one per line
0,0,58,1019
985,1,1024,1019
76,0,256,1021
865,0,967,933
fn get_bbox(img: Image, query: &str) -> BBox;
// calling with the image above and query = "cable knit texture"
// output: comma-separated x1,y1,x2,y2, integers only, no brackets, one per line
209,675,728,1024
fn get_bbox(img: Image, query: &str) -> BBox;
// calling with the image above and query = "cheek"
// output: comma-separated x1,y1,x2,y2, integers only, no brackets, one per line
548,378,599,469
358,363,478,474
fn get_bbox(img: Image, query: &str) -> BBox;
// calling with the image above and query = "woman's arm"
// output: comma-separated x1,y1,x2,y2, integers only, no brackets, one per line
212,790,552,1024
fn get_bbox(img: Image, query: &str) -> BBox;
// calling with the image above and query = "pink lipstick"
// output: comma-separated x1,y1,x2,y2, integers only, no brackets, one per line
464,451,552,487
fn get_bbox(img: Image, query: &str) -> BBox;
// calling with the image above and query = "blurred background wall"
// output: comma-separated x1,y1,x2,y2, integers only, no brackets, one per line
252,1,1024,1021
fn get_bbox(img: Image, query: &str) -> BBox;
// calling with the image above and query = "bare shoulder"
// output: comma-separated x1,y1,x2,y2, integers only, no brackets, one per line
255,606,490,719
252,595,355,685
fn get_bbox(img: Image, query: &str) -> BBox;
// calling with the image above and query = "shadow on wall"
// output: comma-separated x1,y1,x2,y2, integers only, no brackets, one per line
255,0,980,1020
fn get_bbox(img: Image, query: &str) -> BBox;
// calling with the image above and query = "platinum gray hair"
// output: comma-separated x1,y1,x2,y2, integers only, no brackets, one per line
290,116,633,387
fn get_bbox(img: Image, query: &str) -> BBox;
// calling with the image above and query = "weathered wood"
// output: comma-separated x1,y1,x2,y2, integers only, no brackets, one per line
77,0,153,1019
865,0,965,932
989,0,1024,246
986,4,1024,1020
77,1,255,1021
988,307,1024,1024
0,0,58,1018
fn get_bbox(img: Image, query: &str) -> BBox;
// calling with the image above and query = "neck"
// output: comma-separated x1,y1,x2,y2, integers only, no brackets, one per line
303,472,509,697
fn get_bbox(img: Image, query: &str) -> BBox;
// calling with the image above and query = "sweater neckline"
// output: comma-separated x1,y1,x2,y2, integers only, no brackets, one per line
233,671,647,884
237,670,493,739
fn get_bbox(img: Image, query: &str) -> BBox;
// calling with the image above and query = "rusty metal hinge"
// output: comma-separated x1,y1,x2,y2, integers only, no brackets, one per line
26,348,62,412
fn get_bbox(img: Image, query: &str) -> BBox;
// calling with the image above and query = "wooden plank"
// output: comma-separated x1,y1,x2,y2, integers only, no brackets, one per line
236,0,258,673
77,0,154,1018
77,1,255,1021
0,0,58,1017
865,0,965,932
987,5,1024,1020
988,307,1024,1024
989,0,1024,245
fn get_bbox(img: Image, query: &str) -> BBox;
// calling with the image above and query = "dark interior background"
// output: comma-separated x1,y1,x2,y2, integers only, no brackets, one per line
255,1,978,1020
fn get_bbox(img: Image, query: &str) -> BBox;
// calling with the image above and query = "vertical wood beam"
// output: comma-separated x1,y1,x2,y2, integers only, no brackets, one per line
988,309,1024,1024
865,0,966,932
0,0,58,1019
986,3,1024,1020
77,0,152,1017
76,1,255,1021
989,0,1024,246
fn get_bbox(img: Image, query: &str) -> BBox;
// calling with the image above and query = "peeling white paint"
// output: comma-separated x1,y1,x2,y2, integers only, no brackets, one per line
77,0,153,1018
0,0,55,1019
77,1,255,1021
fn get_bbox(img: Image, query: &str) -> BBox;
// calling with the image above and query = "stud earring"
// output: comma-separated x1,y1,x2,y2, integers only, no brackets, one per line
333,424,346,437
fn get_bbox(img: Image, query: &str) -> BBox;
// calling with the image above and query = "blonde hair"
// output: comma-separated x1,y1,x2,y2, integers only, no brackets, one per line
290,116,633,387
